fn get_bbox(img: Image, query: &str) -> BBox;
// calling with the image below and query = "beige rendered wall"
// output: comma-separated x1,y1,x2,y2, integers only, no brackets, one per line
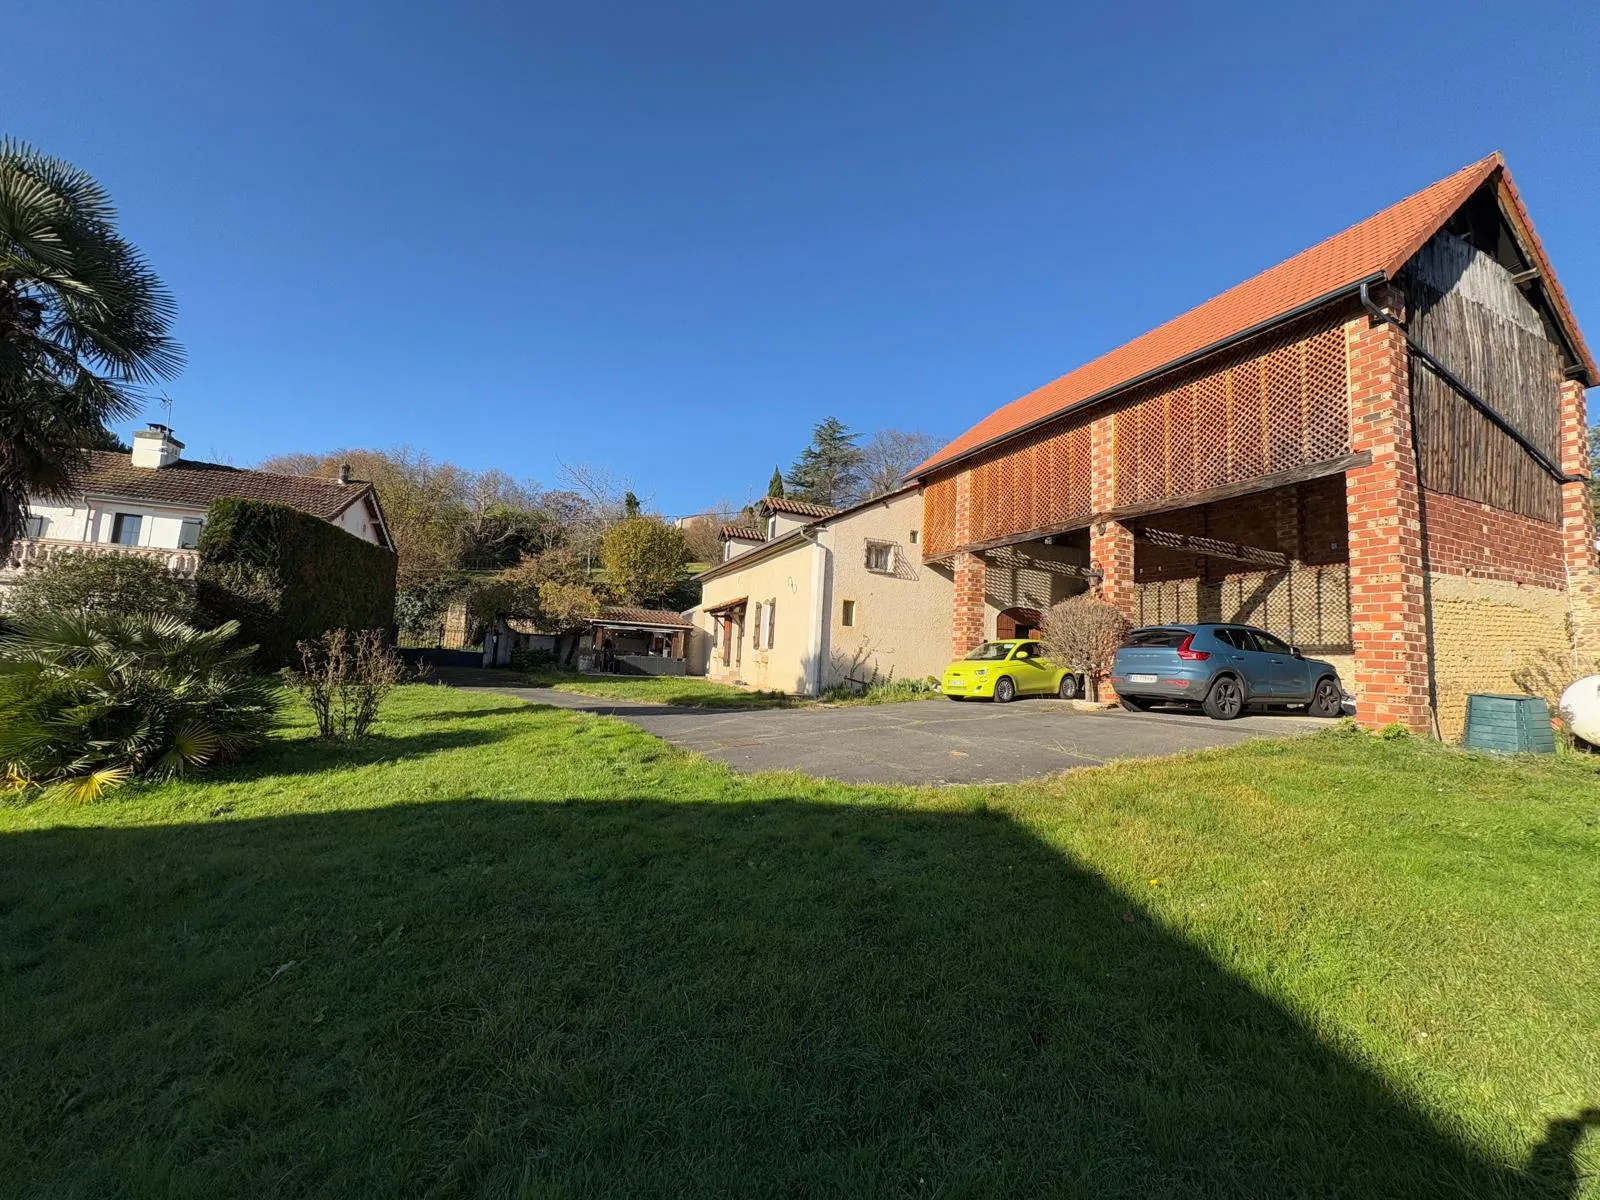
1425,572,1571,741
696,540,821,694
820,490,953,687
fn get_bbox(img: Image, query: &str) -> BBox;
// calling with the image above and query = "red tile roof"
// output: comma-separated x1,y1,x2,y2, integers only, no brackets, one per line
719,523,764,541
68,451,375,522
595,606,693,629
913,153,1592,477
759,496,839,519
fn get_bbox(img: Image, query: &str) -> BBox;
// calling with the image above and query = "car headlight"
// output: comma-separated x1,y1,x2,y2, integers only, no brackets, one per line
974,668,987,676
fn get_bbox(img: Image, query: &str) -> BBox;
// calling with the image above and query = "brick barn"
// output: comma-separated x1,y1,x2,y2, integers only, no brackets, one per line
910,153,1596,737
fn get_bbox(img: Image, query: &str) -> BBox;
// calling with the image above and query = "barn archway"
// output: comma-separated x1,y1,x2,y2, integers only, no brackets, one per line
996,607,1042,640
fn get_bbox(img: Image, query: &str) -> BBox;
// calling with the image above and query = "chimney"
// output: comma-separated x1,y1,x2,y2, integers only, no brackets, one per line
131,423,184,469
337,462,353,485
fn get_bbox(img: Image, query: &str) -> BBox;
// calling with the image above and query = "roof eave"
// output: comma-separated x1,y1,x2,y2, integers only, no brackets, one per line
909,275,1386,481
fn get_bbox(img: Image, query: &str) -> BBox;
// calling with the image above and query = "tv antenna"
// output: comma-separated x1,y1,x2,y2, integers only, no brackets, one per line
160,395,174,428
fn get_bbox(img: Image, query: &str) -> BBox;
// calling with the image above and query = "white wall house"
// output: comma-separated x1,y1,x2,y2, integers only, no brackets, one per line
3,424,392,601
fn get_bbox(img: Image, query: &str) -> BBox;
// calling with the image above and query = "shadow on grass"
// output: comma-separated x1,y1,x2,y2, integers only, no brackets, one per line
0,798,1583,1197
220,727,507,780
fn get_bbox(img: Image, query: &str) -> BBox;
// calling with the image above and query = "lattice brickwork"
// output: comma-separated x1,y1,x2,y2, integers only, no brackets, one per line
1113,316,1349,507
965,420,1093,546
921,477,958,558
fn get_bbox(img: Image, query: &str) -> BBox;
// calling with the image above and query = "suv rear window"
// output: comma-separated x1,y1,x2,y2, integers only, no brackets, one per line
1124,628,1188,648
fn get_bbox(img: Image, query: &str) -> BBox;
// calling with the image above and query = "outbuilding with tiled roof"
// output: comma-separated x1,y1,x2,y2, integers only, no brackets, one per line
912,153,1595,739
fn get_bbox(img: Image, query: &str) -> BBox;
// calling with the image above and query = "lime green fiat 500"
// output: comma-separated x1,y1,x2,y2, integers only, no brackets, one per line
940,639,1083,703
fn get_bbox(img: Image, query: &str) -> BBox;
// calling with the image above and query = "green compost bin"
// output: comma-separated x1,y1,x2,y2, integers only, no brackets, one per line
1461,694,1557,754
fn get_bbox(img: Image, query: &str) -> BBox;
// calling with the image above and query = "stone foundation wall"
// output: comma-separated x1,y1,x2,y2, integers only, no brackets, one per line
1425,573,1570,740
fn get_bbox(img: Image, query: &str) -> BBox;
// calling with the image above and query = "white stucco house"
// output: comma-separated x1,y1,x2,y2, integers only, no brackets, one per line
692,491,957,695
2,424,392,602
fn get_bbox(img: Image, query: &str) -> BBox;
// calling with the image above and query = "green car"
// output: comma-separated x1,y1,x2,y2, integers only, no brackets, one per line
940,639,1083,703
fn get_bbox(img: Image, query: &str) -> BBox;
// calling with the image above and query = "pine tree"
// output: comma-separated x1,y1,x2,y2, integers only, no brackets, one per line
623,491,642,518
766,467,785,499
784,418,864,507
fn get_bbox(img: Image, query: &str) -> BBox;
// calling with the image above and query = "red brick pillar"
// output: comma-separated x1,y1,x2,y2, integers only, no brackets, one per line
1344,304,1433,733
1090,521,1135,617
1559,377,1599,658
1088,412,1136,620
950,468,987,657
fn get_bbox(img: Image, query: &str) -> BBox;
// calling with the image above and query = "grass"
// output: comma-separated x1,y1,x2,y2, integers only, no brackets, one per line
524,668,801,708
2,685,1598,1197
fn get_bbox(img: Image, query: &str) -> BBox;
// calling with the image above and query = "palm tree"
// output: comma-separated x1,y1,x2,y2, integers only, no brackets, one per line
0,138,182,556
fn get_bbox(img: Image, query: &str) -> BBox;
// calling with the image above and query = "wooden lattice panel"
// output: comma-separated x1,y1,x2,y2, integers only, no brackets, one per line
1113,316,1349,507
967,420,1092,546
920,476,958,558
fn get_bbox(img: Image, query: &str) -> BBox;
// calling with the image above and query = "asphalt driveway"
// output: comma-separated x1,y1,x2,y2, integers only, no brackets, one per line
477,684,1328,785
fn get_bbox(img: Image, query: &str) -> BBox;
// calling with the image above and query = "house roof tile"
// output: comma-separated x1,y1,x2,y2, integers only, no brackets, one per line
67,451,375,523
759,496,839,519
719,523,764,541
595,605,693,629
913,153,1592,477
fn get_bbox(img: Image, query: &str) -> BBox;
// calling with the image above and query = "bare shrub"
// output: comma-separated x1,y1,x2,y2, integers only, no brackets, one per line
1511,647,1600,750
1041,595,1130,701
283,629,406,740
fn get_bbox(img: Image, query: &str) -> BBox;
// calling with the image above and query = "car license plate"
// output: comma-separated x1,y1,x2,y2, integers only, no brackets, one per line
1128,673,1158,684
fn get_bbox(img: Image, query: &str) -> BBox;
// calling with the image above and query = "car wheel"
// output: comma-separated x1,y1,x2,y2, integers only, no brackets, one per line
1057,673,1081,700
1202,675,1244,721
993,676,1016,703
1308,675,1342,717
1119,695,1153,712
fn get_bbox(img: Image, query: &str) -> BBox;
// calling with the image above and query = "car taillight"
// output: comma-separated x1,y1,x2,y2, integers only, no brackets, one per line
1176,634,1209,661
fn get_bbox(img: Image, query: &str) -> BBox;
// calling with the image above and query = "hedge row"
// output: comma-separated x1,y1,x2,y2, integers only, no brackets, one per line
196,498,397,667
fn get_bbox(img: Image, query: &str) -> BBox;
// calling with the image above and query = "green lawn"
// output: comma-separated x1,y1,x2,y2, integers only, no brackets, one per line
2,685,1597,1197
525,668,801,708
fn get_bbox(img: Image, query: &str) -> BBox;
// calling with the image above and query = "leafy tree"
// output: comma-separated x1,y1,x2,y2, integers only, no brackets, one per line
602,517,689,606
766,467,785,499
623,491,642,518
859,429,940,499
0,611,276,800
0,139,183,559
5,553,193,623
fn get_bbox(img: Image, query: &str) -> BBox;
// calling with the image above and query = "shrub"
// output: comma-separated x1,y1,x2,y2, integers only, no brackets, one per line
0,612,277,801
282,629,406,740
5,553,193,623
196,498,398,667
1041,594,1130,701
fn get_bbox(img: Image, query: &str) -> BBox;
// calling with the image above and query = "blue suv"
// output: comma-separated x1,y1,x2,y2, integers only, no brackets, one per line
1109,624,1345,720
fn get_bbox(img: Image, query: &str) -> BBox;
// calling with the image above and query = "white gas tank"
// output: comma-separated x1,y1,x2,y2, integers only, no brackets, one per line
1559,674,1600,744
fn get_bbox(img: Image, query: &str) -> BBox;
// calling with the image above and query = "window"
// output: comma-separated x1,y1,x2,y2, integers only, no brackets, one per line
1123,627,1189,648
1016,641,1043,659
865,542,893,572
22,514,47,538
964,642,1014,661
177,518,204,549
841,600,856,627
1215,628,1262,652
1253,630,1292,655
110,513,143,546
765,516,777,540
908,530,919,545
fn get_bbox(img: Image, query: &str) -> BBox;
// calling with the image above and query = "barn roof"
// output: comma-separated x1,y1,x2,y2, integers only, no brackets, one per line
913,153,1593,478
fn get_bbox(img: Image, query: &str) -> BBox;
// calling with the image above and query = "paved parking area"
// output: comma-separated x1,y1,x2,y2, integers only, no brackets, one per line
481,684,1329,785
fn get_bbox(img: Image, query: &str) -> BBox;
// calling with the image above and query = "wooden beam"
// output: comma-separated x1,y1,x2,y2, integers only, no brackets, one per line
927,452,1372,560
1133,526,1287,568
1509,266,1541,286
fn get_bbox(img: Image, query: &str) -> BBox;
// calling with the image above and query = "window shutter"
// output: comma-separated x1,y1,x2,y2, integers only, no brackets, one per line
766,598,776,649
752,603,762,647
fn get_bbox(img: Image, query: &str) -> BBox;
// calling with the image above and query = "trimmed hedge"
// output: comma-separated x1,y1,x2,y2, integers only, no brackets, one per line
196,498,397,667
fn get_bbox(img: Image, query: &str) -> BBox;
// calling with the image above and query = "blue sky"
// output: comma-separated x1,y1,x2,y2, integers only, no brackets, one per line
5,1,1597,514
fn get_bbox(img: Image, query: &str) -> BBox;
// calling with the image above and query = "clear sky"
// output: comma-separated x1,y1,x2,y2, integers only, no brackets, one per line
5,1,1597,515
